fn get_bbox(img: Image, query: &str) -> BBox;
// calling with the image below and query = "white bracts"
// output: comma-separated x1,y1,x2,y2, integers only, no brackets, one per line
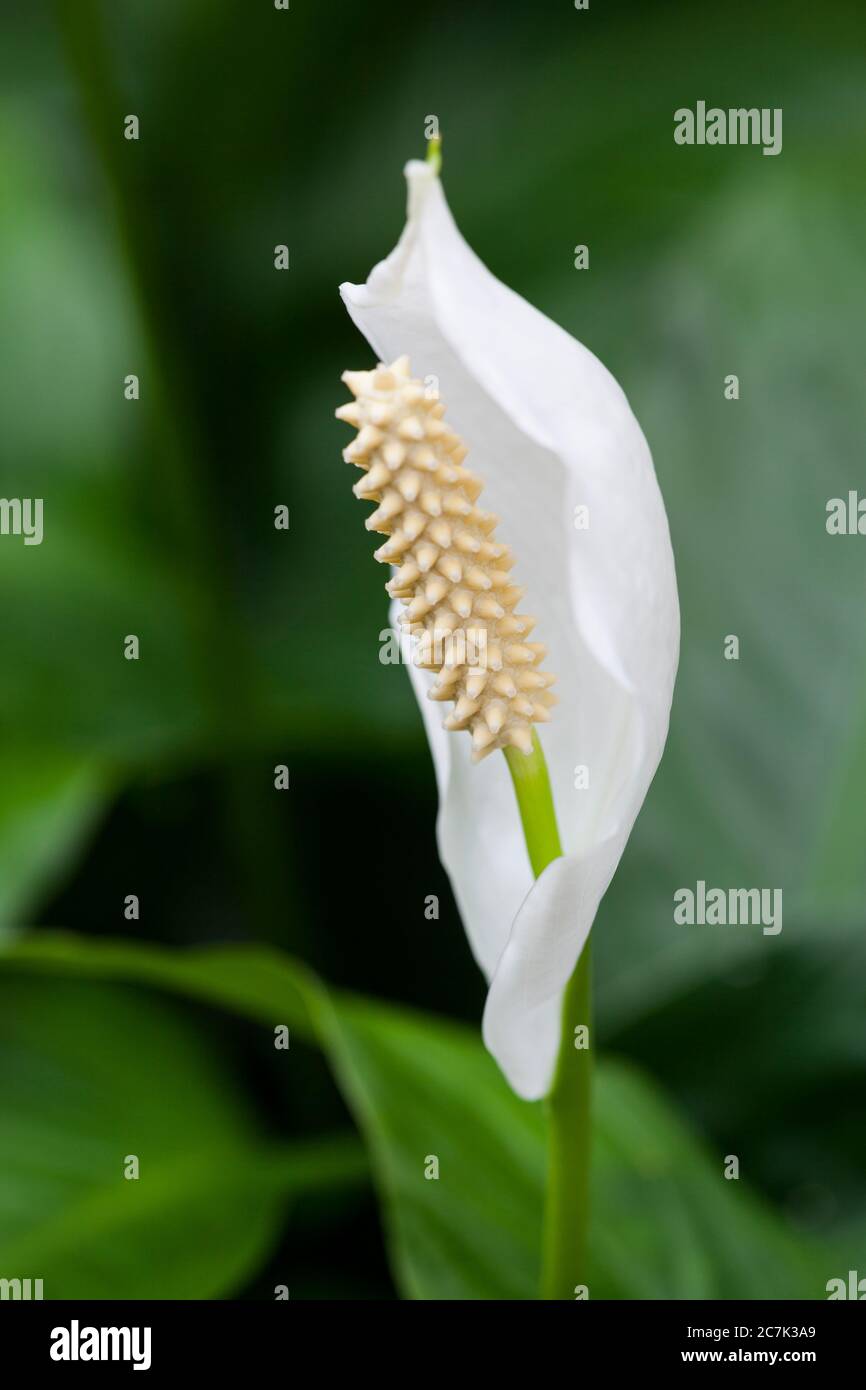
338,159,679,1100
337,357,556,761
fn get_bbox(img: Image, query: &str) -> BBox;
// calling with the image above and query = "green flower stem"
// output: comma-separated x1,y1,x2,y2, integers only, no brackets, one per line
503,730,592,1301
503,729,563,878
539,939,592,1299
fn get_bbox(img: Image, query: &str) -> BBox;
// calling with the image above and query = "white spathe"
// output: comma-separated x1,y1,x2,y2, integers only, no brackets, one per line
340,160,679,1101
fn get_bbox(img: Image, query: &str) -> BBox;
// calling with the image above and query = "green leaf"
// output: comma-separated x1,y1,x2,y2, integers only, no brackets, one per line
0,933,833,1299
609,910,866,1245
321,998,828,1300
0,967,364,1298
0,752,107,932
325,996,544,1299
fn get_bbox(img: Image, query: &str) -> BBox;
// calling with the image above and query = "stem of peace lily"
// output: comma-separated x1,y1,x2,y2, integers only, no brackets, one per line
503,730,592,1301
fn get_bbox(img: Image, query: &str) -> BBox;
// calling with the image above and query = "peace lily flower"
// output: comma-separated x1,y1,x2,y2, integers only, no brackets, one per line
336,142,679,1296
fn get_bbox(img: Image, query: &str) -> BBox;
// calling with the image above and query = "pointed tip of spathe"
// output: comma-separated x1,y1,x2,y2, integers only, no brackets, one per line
402,157,443,222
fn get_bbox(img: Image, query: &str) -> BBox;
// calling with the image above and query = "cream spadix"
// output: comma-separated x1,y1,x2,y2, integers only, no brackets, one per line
337,357,556,761
338,159,679,1101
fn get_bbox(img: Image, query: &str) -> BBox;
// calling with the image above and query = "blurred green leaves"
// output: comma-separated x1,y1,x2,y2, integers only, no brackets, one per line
587,168,866,1241
0,969,365,1298
0,933,837,1299
326,995,829,1300
0,754,106,934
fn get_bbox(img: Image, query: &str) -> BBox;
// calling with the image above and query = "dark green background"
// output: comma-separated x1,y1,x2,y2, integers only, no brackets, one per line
0,0,864,1299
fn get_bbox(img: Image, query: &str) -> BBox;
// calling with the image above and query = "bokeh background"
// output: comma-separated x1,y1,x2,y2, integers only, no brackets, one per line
1,0,865,1299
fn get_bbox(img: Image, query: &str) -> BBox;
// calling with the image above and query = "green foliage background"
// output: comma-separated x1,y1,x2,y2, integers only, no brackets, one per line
0,0,864,1298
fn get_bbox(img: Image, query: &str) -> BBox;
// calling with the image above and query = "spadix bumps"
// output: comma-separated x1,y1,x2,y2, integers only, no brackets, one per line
337,356,556,760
